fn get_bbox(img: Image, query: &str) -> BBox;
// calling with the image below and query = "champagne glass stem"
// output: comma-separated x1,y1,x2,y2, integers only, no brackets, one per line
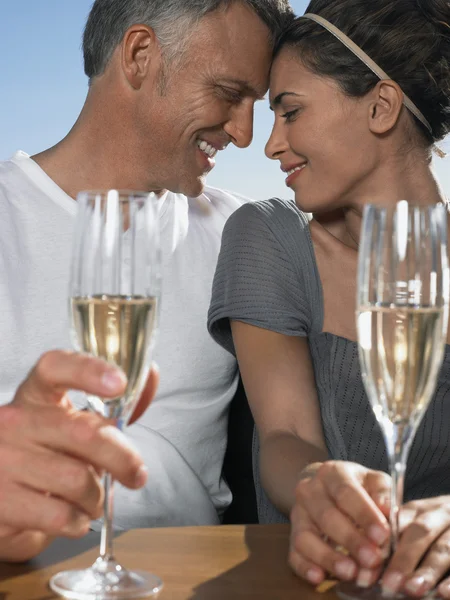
97,401,122,570
99,472,115,563
386,424,410,555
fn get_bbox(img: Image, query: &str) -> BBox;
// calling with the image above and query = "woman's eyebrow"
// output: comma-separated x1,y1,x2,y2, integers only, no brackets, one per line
269,92,305,110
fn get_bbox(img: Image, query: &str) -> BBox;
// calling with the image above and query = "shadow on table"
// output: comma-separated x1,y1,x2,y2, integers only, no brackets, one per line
0,531,124,585
0,532,100,585
188,525,309,600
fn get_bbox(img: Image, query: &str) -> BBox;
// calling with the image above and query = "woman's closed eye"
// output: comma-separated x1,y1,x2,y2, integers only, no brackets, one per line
281,108,301,123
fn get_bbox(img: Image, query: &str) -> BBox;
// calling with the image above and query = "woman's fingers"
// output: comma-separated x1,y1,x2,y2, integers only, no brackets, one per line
324,463,391,544
382,501,450,596
289,518,358,582
296,475,385,569
289,461,393,588
403,524,450,596
295,463,389,562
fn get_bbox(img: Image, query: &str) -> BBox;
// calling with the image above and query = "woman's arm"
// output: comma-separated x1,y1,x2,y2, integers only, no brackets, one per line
231,320,391,586
231,320,327,515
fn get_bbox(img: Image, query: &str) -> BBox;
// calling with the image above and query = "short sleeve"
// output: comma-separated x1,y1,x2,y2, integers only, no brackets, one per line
207,198,323,355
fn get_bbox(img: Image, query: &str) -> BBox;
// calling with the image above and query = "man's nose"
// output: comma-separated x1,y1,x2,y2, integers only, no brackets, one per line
224,103,254,149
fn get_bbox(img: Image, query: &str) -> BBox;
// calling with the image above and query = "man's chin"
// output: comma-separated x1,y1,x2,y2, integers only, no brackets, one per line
177,174,207,199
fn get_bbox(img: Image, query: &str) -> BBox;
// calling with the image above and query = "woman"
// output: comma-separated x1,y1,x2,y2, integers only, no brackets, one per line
208,0,450,597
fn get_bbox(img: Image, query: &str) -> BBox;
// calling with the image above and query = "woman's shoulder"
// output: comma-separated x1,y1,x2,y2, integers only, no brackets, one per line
230,197,309,225
224,198,311,248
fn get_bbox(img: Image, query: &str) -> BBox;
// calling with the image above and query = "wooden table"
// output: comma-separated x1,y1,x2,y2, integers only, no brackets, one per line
0,524,338,599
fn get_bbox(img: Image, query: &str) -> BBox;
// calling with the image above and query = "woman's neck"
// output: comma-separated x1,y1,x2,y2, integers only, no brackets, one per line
318,153,446,250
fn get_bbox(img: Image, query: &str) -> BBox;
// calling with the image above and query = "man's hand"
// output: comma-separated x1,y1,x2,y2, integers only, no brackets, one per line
0,350,158,562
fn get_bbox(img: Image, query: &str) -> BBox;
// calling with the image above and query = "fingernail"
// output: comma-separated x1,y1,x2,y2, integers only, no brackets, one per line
151,361,159,374
335,560,357,580
306,568,323,584
368,524,389,545
381,545,391,560
404,576,428,595
382,572,403,595
62,513,91,536
376,493,390,507
101,368,127,393
356,569,374,588
358,546,379,568
134,464,148,487
439,582,450,598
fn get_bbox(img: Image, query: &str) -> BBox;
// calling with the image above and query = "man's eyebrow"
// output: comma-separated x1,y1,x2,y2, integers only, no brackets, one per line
219,78,267,100
269,92,304,110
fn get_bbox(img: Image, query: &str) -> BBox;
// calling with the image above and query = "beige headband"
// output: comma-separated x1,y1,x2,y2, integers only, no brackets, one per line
302,13,433,135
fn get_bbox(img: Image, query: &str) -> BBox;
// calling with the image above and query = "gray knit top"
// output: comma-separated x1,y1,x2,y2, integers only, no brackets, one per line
208,198,450,524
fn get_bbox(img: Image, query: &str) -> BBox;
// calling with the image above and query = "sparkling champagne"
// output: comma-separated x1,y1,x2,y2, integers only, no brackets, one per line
357,305,444,425
71,295,158,403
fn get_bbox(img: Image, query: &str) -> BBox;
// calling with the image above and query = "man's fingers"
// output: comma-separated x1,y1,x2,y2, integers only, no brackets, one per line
0,530,54,563
15,350,127,407
34,409,147,489
0,524,18,537
129,364,159,425
0,444,103,519
0,483,91,538
1,404,147,490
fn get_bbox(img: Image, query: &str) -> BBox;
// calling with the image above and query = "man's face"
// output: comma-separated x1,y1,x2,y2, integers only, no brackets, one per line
136,2,273,197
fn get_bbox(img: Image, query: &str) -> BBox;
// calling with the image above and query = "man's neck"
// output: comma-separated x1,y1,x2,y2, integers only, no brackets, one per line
32,93,163,200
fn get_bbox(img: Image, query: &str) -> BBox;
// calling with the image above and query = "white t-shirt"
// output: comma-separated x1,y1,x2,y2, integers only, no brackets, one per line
0,151,246,528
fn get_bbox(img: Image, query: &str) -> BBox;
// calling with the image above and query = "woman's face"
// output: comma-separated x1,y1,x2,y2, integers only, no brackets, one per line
266,48,378,213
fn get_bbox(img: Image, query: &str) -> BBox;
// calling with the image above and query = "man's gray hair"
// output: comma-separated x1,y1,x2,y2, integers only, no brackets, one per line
83,0,294,80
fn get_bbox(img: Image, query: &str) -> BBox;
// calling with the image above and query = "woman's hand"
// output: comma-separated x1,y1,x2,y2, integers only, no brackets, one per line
382,496,450,598
289,461,391,587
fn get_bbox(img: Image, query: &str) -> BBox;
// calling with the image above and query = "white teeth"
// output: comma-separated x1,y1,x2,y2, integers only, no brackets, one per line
197,139,218,158
286,164,306,177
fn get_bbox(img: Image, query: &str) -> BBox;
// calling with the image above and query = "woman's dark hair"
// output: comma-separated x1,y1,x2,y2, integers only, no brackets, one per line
275,0,450,143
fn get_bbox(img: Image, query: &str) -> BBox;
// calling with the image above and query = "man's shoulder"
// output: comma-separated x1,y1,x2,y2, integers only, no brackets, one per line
191,186,254,221
201,186,254,207
0,154,21,181
0,155,24,204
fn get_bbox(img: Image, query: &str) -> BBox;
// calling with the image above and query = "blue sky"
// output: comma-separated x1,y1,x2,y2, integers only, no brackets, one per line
1,0,448,200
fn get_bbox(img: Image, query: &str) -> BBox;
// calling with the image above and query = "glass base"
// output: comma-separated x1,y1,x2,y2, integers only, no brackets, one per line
336,582,406,600
49,559,163,600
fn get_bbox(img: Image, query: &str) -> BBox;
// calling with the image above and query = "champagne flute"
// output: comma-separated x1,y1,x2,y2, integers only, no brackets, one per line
337,201,449,600
50,190,163,599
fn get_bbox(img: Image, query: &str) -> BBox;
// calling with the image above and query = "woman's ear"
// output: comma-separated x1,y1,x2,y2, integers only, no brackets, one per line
367,79,404,135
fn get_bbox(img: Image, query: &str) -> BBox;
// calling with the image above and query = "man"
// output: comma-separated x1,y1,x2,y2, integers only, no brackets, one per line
0,0,293,561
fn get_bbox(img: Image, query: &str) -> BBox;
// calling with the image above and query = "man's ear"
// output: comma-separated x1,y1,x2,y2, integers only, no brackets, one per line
121,24,161,89
367,79,404,135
